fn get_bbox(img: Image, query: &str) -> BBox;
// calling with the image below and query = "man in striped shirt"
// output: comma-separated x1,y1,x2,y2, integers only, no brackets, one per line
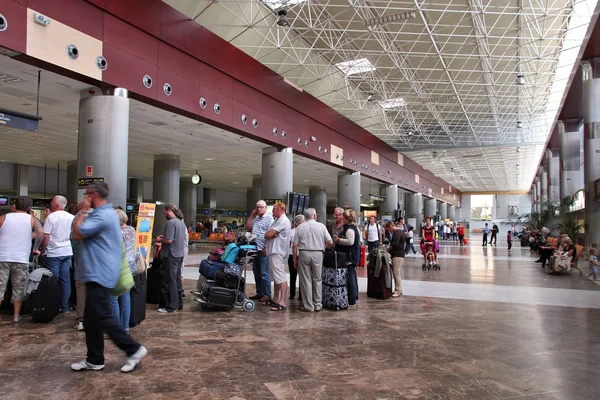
246,200,274,302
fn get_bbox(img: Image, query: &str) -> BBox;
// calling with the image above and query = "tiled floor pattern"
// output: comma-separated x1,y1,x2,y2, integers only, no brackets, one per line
1,237,599,399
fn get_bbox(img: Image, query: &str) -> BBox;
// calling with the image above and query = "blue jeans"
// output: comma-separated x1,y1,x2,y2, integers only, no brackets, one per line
252,252,271,298
367,241,380,254
110,291,131,332
45,256,72,312
347,264,358,305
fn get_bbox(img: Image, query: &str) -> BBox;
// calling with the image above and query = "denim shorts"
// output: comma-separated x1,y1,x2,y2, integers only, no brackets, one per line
590,263,599,275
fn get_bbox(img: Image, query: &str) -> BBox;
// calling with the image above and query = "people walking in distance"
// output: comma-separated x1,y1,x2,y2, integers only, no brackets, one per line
482,223,490,246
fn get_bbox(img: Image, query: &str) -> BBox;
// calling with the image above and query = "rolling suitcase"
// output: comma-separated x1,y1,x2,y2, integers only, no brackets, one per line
31,275,60,323
322,250,349,311
367,250,393,300
129,272,147,327
199,259,226,280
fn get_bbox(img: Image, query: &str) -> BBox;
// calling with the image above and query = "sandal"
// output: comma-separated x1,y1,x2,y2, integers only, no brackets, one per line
270,304,286,311
263,300,275,306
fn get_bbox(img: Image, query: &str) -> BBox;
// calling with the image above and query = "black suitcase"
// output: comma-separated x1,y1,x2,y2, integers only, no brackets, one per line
214,270,244,291
200,280,237,307
31,275,60,323
129,272,147,327
146,258,163,304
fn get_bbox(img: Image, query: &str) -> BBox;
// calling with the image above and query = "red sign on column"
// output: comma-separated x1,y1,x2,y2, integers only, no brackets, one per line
86,166,93,177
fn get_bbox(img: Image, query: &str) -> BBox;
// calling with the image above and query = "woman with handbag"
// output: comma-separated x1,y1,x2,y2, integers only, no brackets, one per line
110,209,137,332
333,210,360,307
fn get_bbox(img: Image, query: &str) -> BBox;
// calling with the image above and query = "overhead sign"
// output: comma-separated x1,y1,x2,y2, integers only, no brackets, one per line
78,177,104,187
135,203,156,265
0,107,41,131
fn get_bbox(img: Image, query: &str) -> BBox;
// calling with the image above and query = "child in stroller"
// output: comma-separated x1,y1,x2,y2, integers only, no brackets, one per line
422,241,440,270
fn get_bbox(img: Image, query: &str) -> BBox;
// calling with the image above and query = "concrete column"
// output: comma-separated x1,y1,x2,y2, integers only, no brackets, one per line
152,154,180,236
558,119,584,199
14,164,28,196
405,193,423,233
66,160,78,202
379,184,398,214
77,88,129,208
424,198,436,219
535,177,541,213
77,88,129,209
246,189,254,214
337,172,361,219
129,179,144,203
540,166,549,207
309,186,327,224
398,189,406,211
582,58,600,247
179,179,198,226
546,149,560,203
439,202,448,220
249,175,262,211
532,185,537,214
204,188,217,209
448,205,456,220
261,147,293,204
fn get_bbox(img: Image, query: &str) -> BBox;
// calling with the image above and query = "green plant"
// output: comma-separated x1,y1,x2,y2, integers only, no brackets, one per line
553,190,585,238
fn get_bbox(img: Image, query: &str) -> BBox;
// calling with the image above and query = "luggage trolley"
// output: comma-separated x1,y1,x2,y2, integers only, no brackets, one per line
191,247,258,312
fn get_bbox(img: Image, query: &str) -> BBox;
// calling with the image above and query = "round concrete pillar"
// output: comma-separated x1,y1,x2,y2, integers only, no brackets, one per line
448,205,456,220
77,88,129,208
66,160,78,202
379,184,398,214
581,58,600,247
153,154,180,236
180,179,198,226
424,198,436,219
405,193,423,233
309,186,327,224
261,147,293,203
439,202,448,220
337,172,361,219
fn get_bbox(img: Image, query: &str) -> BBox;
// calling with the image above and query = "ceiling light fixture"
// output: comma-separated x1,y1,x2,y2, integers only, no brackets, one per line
364,10,416,28
516,121,523,128
277,9,290,27
515,73,525,85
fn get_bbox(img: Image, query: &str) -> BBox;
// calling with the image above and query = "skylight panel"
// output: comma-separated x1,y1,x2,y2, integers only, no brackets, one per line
264,0,306,10
335,58,376,76
378,97,406,109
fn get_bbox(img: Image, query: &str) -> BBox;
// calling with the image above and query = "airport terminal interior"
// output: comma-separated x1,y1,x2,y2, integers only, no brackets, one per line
1,0,600,399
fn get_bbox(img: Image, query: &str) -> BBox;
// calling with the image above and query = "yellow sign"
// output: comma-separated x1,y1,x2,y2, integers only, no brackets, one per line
135,203,156,264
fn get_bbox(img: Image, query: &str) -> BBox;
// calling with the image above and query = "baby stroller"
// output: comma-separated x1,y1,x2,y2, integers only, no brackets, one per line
191,245,257,312
422,241,440,270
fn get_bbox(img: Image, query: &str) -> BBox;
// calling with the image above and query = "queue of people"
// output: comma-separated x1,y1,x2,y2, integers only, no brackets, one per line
0,183,147,373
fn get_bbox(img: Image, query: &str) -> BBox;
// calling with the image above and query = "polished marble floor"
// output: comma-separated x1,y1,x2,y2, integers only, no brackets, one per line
1,236,599,399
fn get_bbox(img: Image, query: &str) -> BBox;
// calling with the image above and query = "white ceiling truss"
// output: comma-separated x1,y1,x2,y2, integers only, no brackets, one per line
165,0,597,192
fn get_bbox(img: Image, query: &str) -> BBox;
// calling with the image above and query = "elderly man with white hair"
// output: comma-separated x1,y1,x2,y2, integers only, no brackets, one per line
293,208,333,312
246,199,274,302
41,195,75,313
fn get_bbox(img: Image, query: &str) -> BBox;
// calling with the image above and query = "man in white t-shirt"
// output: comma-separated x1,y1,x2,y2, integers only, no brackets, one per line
365,216,383,254
41,195,75,313
264,202,291,311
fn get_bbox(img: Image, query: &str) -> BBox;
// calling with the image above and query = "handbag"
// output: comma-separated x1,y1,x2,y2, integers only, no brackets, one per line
134,243,148,275
112,244,134,296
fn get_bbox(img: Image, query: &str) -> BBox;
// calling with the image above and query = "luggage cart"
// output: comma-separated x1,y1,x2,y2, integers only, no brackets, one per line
191,248,257,312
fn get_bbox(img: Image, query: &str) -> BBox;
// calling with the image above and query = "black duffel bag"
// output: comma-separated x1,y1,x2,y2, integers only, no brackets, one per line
323,248,347,269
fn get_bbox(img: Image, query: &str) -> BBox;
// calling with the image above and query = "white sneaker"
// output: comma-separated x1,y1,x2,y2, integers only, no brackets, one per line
71,360,105,371
157,308,168,313
121,346,148,373
74,321,84,331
